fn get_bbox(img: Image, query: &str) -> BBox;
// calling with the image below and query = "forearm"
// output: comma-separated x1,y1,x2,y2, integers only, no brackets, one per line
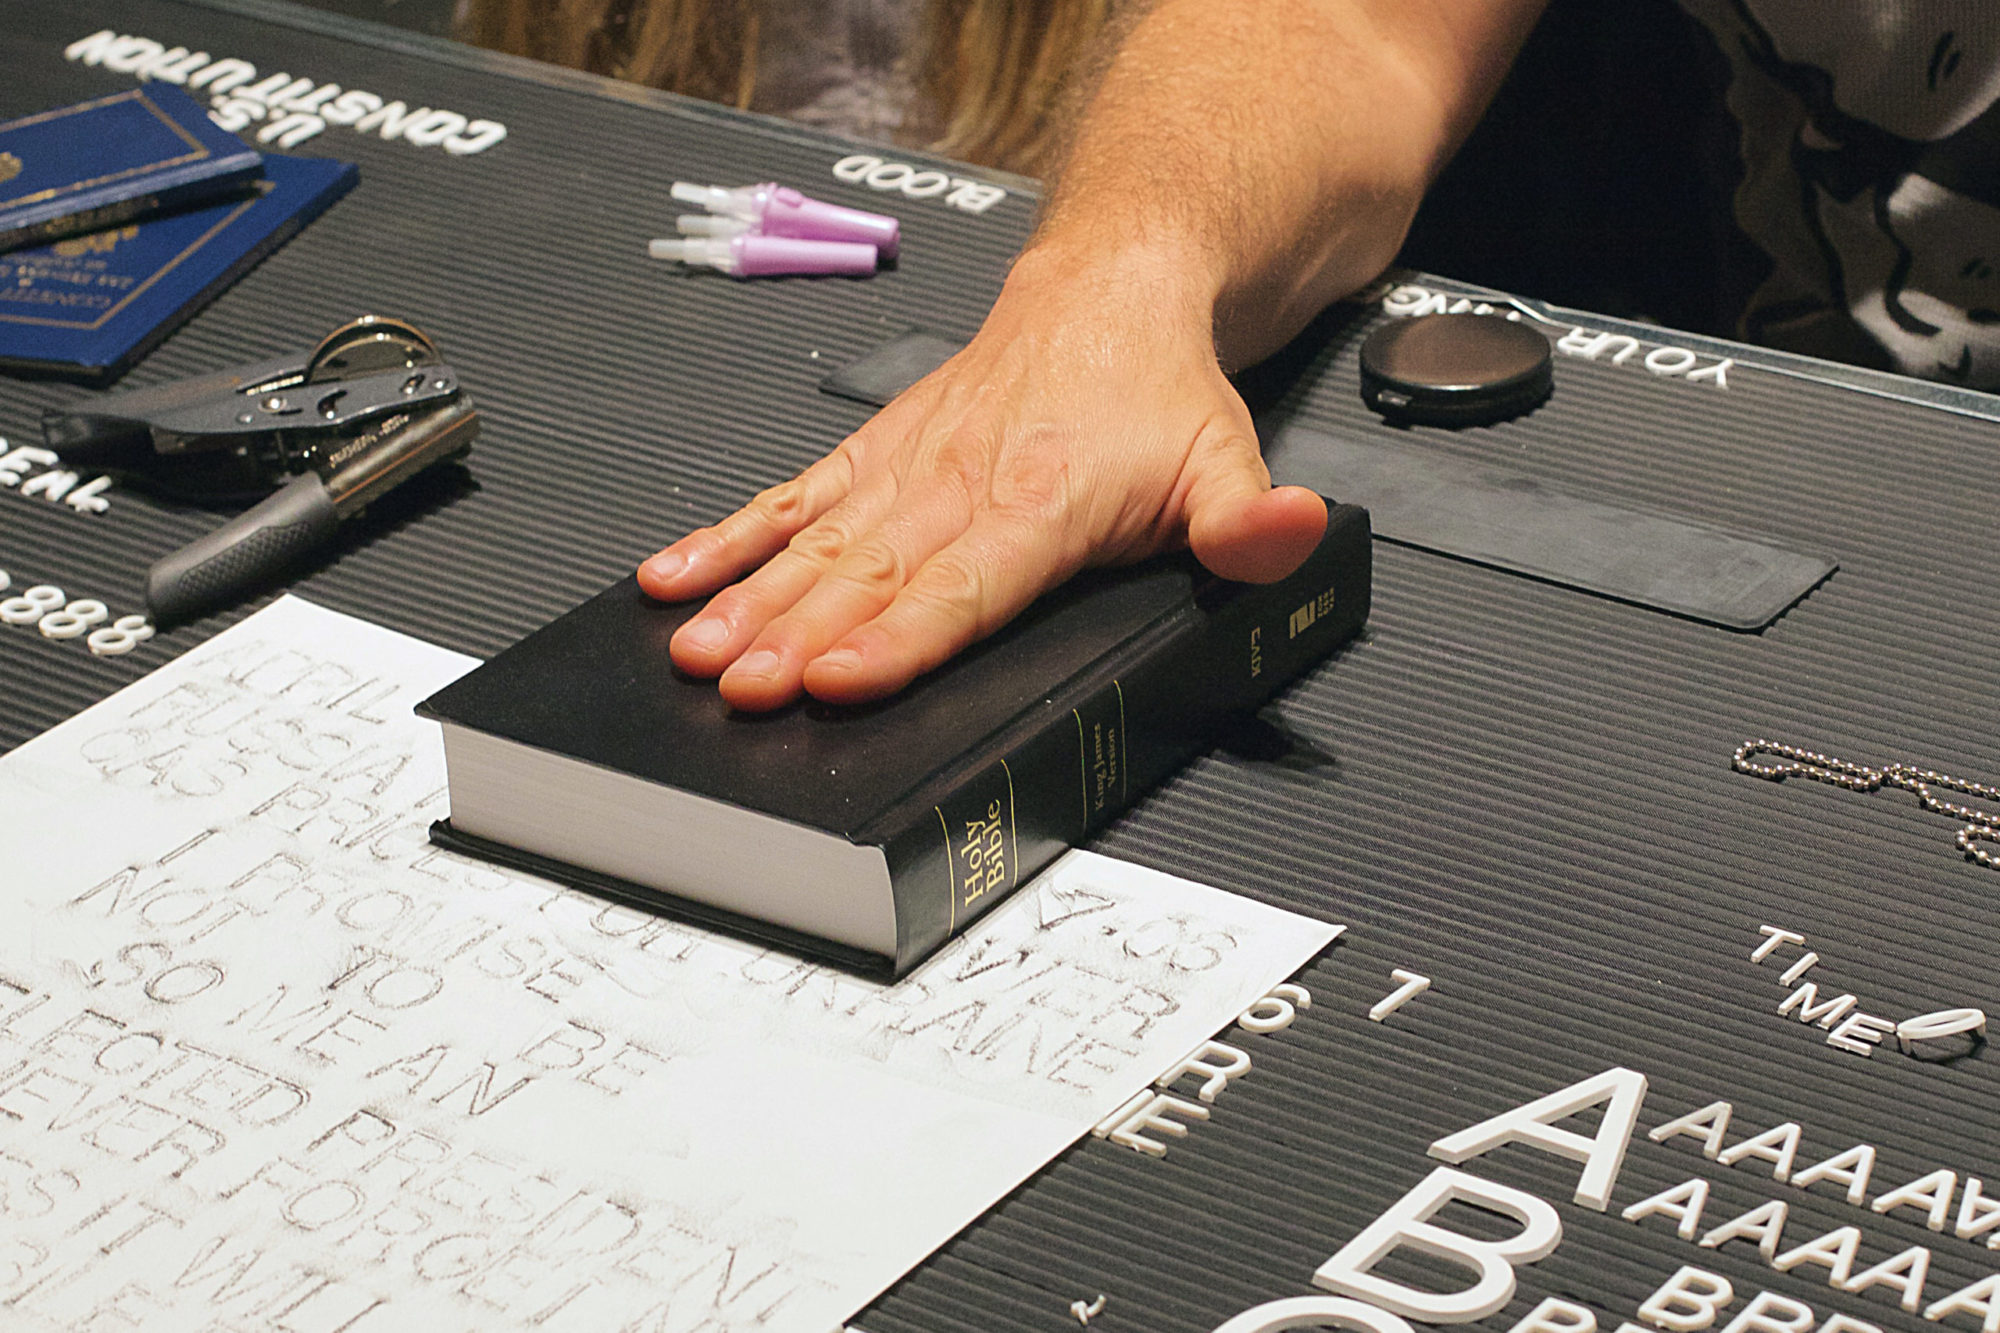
1019,0,1547,367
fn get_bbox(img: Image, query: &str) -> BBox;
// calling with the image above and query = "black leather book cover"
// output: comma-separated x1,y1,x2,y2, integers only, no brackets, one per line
421,563,1205,839
418,503,1372,971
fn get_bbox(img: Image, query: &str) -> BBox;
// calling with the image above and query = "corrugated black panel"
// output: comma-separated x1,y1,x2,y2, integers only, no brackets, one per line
5,6,2000,1333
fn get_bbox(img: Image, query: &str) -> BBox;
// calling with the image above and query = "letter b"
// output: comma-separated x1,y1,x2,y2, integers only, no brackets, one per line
1313,1167,1563,1322
1638,1266,1735,1332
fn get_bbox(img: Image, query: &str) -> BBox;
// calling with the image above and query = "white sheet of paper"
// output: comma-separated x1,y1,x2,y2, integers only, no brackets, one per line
0,597,1340,1332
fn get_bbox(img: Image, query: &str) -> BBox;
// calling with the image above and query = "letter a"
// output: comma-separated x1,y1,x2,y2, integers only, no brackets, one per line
1924,1275,2000,1333
1621,1178,1711,1240
1314,1166,1562,1323
1649,1101,1734,1159
1873,1169,1956,1232
1841,1245,1931,1313
1429,1067,1648,1209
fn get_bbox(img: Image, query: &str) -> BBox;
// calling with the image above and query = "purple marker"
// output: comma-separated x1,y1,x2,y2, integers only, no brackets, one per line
647,234,878,277
670,181,900,259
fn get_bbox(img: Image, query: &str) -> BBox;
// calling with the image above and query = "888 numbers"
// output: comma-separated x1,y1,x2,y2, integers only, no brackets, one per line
0,572,155,656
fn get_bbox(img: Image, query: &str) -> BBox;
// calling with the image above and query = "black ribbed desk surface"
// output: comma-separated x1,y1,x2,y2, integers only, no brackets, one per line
4,5,2000,1332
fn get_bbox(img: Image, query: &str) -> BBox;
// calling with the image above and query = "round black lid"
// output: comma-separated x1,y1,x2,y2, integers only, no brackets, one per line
1359,312,1554,427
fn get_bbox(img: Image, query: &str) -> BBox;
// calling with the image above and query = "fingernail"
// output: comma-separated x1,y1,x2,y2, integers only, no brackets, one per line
731,649,782,679
642,550,686,582
816,648,864,673
679,617,730,653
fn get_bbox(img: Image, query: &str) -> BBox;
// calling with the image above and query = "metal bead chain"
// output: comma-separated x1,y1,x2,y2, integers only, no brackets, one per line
1734,739,2000,869
1960,825,2000,871
1884,764,2000,826
1732,739,1884,791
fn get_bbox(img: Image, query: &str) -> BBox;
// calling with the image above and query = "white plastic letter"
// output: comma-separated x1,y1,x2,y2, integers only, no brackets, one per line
1638,1266,1735,1332
1428,1067,1648,1210
1559,328,1613,359
0,447,58,486
1826,1012,1895,1055
1772,1226,1861,1286
1621,1178,1711,1240
443,119,508,155
1778,952,1821,986
1369,970,1431,1022
63,472,111,512
257,113,324,148
20,470,78,502
1104,1092,1208,1157
188,58,256,93
1874,1170,1956,1231
1839,1246,1931,1313
1897,1009,1986,1056
1381,285,1436,317
1239,983,1311,1034
1649,1102,1734,1158
832,154,881,183
1312,1166,1562,1323
402,109,468,147
947,182,1006,213
321,90,382,126
1779,984,1857,1028
1718,1292,1815,1333
1686,359,1733,388
1955,1178,2000,1243
1645,347,1699,376
1792,1145,1876,1205
1156,1041,1250,1103
65,30,120,64
1924,1275,2000,1333
102,37,165,74
1717,1122,1803,1181
1698,1200,1789,1263
1753,927,1804,962
357,101,427,141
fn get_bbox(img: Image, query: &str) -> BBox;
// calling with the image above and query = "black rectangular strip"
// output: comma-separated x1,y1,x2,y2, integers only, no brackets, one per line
819,326,959,405
1261,422,1836,629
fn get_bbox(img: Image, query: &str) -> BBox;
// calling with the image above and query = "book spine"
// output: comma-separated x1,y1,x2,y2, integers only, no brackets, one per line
0,162,262,252
878,502,1373,974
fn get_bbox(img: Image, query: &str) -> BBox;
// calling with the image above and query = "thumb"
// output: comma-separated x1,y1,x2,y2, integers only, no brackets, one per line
1181,424,1328,583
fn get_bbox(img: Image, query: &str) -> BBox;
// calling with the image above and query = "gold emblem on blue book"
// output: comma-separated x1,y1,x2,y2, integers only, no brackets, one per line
0,153,20,185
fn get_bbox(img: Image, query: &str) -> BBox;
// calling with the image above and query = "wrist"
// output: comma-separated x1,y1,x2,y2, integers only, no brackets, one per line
998,234,1222,340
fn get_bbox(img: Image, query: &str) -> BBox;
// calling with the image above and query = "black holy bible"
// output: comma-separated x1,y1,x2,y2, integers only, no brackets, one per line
418,502,1371,976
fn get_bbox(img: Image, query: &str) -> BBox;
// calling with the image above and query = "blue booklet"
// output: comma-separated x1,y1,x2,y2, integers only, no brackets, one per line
0,85,264,252
0,155,358,384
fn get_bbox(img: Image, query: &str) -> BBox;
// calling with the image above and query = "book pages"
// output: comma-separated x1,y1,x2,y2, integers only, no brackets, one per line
0,597,1341,1332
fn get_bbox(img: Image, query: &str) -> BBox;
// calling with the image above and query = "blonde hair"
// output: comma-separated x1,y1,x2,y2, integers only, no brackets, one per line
457,0,1116,177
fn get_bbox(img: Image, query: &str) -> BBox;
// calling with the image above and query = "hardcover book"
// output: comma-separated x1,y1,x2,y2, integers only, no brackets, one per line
0,154,358,384
417,503,1372,975
0,85,263,252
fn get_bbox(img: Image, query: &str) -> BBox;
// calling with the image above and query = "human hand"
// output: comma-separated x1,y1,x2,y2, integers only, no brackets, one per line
637,244,1329,712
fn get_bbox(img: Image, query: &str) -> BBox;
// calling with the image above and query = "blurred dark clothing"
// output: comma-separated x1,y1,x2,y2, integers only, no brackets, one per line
1404,0,2000,388
1402,0,1768,337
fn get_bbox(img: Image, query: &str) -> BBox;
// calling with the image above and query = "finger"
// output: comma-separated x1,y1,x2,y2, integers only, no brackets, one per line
1180,426,1327,583
638,449,853,602
714,478,980,710
672,486,894,678
797,514,1070,706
